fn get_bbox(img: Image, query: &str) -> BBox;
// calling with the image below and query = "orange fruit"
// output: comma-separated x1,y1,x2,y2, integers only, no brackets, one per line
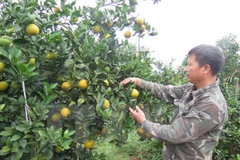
26,24,39,35
0,81,8,91
135,18,144,25
145,132,152,139
131,89,139,98
54,7,61,14
0,62,5,72
139,104,144,109
140,25,146,31
29,58,36,66
10,82,20,90
61,81,72,91
124,31,131,38
101,127,108,135
78,79,88,89
45,52,56,59
102,99,110,109
60,107,71,118
55,146,61,153
137,127,145,138
93,25,102,33
84,140,95,149
51,113,60,122
104,79,109,86
107,21,113,27
104,33,111,39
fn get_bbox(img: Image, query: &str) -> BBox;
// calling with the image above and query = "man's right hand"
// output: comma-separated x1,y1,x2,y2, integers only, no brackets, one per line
120,77,141,86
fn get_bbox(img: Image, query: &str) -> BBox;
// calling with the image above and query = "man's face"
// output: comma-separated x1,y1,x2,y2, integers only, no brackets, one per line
185,54,204,84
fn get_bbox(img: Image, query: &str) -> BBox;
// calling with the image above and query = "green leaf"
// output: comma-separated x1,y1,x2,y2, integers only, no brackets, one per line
10,134,21,141
45,94,58,104
13,38,29,45
0,130,13,136
0,146,11,156
15,124,28,132
77,98,85,105
16,148,23,159
9,46,22,65
89,62,97,70
0,47,8,58
38,131,48,139
19,139,27,148
62,139,73,149
11,142,19,152
0,104,5,112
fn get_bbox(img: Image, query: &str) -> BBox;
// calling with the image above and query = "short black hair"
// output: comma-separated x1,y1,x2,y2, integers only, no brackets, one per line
188,44,225,75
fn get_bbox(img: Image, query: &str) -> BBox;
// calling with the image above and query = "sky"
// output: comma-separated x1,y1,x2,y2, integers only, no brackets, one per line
76,0,240,67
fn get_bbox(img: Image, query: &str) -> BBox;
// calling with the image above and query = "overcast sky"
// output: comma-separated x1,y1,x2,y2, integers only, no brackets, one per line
77,0,240,67
128,0,240,67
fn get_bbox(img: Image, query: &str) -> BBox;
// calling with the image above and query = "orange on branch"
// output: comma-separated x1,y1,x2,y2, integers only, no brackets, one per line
26,24,39,36
131,89,139,98
124,31,131,38
0,81,8,91
61,81,72,91
60,107,71,118
78,79,88,89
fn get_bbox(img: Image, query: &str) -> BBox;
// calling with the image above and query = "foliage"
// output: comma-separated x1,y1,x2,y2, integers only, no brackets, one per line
93,129,163,160
0,0,159,159
213,34,240,160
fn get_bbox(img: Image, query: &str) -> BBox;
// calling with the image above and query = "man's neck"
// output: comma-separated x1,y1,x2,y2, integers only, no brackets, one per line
195,76,217,90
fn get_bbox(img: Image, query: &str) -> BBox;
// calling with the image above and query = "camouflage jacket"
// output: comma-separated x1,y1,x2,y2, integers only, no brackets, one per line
140,79,228,160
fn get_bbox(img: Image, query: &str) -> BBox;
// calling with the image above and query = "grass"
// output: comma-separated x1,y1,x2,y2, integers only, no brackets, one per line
92,130,163,160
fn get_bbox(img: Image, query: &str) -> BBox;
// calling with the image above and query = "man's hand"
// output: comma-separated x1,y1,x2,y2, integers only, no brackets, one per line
129,106,146,125
120,77,141,86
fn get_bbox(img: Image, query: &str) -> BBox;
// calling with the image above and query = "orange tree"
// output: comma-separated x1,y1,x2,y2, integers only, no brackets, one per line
0,0,160,159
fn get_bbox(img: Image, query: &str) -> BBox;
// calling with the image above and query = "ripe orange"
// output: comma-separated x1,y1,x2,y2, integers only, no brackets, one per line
139,104,144,109
61,81,72,91
54,7,61,14
0,62,5,72
104,33,111,39
10,82,20,90
60,107,71,118
135,18,144,25
84,139,95,149
124,31,131,38
145,132,152,139
102,99,110,109
101,127,108,135
71,17,78,23
131,89,139,98
137,127,145,138
104,66,110,73
56,76,63,82
26,24,39,35
29,58,36,66
93,25,102,33
107,20,113,27
45,52,56,59
0,81,8,91
140,25,146,31
78,79,88,89
104,79,109,86
51,113,60,122
55,146,61,153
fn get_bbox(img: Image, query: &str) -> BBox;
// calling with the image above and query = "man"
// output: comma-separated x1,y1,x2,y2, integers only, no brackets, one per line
120,44,228,160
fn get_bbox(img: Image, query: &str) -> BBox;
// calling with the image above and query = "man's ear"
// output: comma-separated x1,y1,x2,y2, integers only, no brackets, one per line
203,64,211,74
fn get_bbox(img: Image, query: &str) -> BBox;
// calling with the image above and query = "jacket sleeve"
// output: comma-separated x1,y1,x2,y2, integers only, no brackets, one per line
140,79,186,103
142,103,222,144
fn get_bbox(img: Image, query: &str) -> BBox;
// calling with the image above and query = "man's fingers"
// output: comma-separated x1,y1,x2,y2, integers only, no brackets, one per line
135,106,142,113
129,107,133,112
